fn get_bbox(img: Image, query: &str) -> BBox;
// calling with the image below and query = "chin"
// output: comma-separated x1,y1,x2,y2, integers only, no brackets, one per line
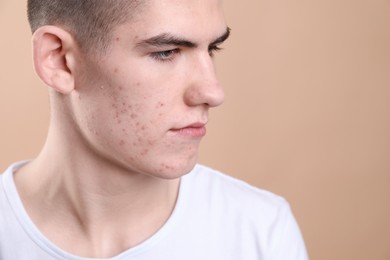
151,156,198,180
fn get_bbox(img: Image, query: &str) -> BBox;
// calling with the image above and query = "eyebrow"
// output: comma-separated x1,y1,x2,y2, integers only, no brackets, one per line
136,27,231,49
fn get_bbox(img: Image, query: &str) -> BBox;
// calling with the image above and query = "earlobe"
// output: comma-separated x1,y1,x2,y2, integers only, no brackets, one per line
32,26,76,94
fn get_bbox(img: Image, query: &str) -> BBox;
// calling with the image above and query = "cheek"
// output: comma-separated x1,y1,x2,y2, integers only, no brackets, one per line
107,84,169,151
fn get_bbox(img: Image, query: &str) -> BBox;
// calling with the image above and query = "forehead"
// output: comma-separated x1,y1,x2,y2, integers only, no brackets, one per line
121,0,226,43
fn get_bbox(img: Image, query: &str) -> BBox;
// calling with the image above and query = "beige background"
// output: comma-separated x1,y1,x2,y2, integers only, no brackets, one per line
1,1,390,259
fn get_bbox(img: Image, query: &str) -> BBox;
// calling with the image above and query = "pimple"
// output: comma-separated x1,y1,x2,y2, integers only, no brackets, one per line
116,37,120,41
119,140,125,146
141,149,149,156
131,113,138,119
114,68,119,73
161,163,174,170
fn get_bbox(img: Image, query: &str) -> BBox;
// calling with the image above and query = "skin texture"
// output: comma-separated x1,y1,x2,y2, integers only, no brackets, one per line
15,0,228,257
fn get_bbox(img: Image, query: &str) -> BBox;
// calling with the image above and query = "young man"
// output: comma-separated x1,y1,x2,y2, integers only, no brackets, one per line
0,0,308,259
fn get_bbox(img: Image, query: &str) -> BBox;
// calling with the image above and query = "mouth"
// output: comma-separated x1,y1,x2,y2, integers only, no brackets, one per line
169,122,207,138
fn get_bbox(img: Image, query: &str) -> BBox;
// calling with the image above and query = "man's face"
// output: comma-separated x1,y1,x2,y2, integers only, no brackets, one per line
70,0,228,178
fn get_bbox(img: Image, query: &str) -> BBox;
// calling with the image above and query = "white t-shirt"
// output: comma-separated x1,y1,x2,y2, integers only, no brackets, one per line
0,162,308,260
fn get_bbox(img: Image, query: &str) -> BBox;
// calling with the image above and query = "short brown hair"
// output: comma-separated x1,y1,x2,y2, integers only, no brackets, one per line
27,0,141,52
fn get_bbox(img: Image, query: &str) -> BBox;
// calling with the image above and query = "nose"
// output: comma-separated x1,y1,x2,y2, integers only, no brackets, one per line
184,53,225,108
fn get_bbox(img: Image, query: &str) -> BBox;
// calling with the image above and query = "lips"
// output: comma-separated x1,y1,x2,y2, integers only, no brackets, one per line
170,122,207,138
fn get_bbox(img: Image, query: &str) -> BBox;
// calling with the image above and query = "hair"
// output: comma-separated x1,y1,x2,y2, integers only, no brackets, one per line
27,0,142,52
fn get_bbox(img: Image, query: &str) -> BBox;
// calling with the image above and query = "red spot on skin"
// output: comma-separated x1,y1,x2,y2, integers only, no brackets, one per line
116,37,120,41
117,120,122,124
114,68,118,73
161,163,174,170
119,140,125,146
141,149,149,156
141,126,146,131
131,114,138,119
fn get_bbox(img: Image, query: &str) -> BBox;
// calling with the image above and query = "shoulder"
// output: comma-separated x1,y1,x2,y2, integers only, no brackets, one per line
181,165,308,259
186,164,291,222
0,161,29,221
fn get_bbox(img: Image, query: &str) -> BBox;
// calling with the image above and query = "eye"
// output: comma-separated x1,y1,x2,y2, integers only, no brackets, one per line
150,49,180,62
208,45,223,57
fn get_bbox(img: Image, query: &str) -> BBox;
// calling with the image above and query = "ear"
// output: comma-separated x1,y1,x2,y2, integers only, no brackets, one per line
32,26,77,94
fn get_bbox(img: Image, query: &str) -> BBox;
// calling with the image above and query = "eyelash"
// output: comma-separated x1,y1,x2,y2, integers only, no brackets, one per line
208,45,223,57
150,45,223,62
150,49,180,62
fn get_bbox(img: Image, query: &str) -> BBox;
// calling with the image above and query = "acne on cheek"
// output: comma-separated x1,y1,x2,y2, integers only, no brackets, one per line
131,113,138,119
112,86,131,123
110,83,162,157
141,149,149,156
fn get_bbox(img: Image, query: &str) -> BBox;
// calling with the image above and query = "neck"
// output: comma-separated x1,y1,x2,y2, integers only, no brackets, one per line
14,122,181,257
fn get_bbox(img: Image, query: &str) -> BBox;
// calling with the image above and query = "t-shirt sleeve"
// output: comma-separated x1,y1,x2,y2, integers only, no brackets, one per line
270,201,309,260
